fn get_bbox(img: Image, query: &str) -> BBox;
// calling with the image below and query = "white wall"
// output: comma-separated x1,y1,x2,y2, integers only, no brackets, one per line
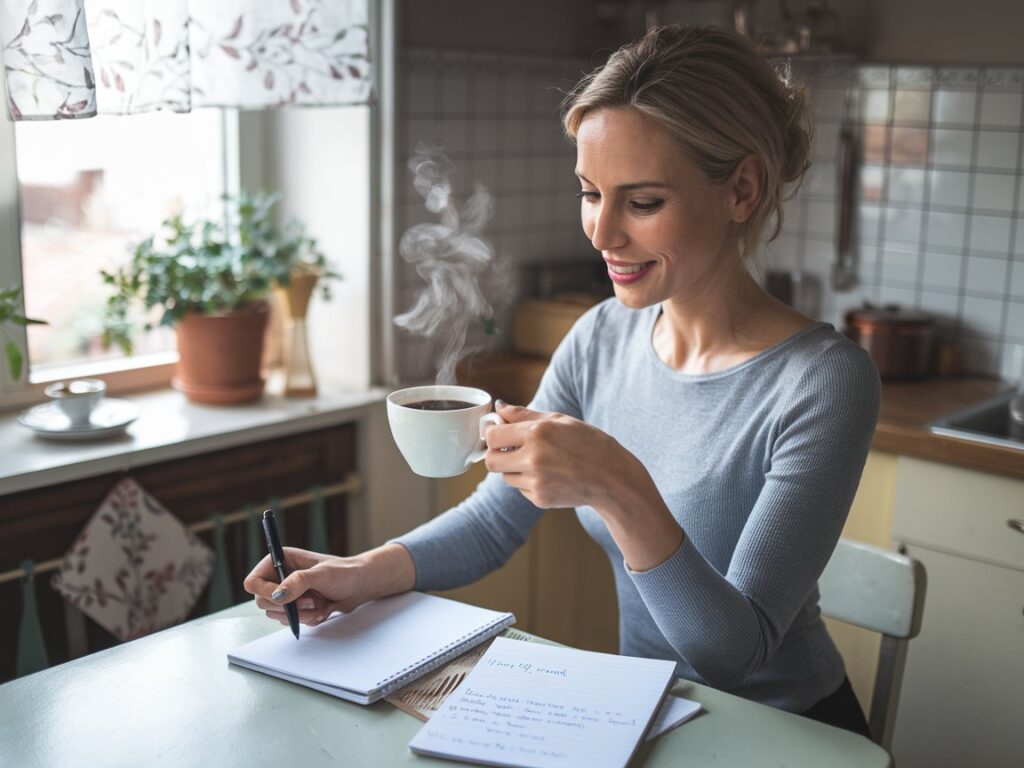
262,107,373,393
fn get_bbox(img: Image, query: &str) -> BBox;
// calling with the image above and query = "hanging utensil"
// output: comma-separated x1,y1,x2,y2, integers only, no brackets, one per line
832,79,858,291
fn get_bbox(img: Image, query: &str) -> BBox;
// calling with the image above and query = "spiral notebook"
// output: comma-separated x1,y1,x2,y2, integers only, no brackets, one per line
227,591,515,705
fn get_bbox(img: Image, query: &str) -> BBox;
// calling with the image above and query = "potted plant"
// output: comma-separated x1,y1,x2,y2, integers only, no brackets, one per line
0,285,46,382
101,191,338,404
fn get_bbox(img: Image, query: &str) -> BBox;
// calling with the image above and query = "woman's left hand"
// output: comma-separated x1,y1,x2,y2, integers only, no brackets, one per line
483,401,639,510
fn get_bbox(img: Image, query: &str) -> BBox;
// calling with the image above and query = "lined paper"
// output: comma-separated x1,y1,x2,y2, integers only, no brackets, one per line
408,637,675,768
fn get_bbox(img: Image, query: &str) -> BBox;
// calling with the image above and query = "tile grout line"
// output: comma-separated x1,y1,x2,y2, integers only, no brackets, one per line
912,67,938,311
871,66,895,301
954,68,985,347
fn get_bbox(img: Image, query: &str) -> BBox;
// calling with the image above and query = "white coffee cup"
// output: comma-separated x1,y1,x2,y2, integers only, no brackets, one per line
44,379,106,427
386,385,503,478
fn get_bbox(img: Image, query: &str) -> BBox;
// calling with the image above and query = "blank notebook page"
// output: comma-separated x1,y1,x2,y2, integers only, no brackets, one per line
230,592,511,694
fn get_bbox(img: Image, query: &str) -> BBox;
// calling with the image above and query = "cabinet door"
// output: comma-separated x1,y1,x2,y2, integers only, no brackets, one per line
891,544,1024,768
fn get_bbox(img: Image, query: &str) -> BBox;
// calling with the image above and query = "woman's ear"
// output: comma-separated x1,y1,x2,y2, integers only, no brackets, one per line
728,154,764,224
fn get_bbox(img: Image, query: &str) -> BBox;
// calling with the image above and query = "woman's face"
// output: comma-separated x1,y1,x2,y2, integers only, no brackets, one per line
575,107,741,310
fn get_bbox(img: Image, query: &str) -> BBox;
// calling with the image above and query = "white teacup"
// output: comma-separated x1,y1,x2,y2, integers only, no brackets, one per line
44,379,106,427
387,385,503,478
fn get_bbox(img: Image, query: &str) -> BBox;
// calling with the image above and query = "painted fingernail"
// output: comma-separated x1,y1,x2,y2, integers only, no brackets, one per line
495,399,506,408
272,588,288,601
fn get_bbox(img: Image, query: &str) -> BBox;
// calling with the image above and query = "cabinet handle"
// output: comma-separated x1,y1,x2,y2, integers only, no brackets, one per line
1008,519,1024,535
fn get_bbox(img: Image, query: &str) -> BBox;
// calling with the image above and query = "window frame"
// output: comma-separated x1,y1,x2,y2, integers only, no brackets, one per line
0,101,241,410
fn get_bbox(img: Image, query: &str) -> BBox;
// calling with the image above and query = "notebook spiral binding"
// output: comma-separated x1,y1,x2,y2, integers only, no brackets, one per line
374,614,516,697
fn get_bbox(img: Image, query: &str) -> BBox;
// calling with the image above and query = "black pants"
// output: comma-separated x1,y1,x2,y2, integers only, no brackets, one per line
799,676,873,740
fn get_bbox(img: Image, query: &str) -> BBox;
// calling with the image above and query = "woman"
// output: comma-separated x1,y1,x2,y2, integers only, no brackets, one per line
245,25,880,737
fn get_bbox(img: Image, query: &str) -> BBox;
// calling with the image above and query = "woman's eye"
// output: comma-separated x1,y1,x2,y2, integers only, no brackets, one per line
631,199,663,212
576,190,599,202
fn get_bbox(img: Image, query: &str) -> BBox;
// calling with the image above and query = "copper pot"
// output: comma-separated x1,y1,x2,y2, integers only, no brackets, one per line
844,305,935,379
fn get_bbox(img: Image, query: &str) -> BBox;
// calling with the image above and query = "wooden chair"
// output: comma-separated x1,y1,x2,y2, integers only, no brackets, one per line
818,538,927,750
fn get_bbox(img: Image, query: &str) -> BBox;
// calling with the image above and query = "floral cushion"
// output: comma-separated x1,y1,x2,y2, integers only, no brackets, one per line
52,477,214,641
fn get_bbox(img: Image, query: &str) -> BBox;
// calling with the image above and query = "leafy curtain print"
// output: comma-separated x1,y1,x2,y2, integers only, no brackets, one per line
0,0,371,120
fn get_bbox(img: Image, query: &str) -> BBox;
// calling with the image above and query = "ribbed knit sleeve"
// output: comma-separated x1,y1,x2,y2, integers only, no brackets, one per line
391,306,599,591
626,342,880,689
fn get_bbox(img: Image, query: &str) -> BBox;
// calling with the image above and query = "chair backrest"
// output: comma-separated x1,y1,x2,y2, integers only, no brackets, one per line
818,538,927,750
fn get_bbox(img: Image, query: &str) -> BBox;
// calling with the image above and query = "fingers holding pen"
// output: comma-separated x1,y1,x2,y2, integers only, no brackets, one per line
256,592,335,626
243,547,321,602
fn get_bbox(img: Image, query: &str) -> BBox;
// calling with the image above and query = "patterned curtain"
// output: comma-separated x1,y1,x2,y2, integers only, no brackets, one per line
0,0,371,120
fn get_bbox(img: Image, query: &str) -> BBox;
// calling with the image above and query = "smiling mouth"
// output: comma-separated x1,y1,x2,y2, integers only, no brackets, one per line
607,261,655,275
605,259,656,285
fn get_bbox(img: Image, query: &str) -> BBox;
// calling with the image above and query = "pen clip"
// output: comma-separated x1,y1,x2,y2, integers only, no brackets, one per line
261,510,286,570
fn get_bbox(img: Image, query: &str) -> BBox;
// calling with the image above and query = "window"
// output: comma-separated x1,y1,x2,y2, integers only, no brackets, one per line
10,109,236,384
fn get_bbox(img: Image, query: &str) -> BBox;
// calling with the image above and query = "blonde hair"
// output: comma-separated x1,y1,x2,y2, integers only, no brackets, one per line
562,25,813,258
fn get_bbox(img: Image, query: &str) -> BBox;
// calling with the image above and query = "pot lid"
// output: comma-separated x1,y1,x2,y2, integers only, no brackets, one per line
846,304,935,329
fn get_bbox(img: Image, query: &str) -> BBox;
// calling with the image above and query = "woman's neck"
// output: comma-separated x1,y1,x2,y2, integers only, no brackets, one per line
653,264,810,375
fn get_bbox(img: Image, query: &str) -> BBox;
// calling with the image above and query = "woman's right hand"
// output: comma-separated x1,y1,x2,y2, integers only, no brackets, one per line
243,543,416,627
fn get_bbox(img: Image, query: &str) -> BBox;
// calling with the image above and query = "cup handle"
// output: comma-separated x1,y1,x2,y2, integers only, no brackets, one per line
467,412,504,466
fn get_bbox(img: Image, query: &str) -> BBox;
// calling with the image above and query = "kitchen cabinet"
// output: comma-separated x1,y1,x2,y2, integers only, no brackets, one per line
0,423,356,684
889,457,1024,768
824,449,899,711
434,455,619,654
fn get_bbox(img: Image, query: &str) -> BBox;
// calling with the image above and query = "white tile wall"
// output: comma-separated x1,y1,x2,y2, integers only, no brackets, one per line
979,91,1023,127
778,62,1024,378
1006,301,1024,340
930,129,974,167
932,90,976,125
964,254,1009,295
923,251,963,289
976,131,1020,170
930,169,972,208
394,47,594,382
925,210,967,247
968,214,1012,253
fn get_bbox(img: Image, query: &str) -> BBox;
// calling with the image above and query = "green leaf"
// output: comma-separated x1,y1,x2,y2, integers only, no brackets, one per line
98,189,341,347
5,341,22,381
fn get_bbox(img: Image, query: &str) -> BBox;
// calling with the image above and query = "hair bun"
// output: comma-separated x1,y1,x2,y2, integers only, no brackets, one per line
781,87,814,186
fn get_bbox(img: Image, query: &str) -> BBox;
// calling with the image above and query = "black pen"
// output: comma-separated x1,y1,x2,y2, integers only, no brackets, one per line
262,509,300,639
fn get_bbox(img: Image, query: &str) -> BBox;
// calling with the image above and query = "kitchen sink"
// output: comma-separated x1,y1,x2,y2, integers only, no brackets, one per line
929,389,1024,451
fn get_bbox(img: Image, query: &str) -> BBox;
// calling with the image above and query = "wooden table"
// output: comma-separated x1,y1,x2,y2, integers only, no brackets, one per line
0,601,891,767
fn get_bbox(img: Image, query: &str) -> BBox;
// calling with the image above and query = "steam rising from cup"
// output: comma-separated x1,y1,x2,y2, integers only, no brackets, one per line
395,144,503,385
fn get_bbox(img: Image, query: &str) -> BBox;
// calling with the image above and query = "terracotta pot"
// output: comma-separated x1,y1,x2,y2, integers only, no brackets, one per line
172,302,270,404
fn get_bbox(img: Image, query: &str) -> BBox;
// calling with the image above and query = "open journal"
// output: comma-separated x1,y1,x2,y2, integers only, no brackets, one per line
227,591,515,704
409,637,677,768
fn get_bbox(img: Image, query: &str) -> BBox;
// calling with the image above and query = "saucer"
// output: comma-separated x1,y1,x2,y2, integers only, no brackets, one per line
18,398,140,441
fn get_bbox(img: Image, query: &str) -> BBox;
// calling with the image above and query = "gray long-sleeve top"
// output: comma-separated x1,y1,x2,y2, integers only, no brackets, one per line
394,299,881,712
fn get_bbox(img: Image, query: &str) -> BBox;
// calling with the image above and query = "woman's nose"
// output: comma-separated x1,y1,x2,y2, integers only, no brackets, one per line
585,201,626,252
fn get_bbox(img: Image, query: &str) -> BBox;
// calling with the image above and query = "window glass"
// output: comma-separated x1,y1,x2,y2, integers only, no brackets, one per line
14,110,229,376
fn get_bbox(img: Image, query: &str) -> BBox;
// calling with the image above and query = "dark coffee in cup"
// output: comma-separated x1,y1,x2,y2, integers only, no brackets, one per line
387,385,502,477
404,399,474,411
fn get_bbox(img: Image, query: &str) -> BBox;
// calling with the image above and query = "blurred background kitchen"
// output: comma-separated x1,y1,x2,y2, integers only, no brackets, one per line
0,3,1022,768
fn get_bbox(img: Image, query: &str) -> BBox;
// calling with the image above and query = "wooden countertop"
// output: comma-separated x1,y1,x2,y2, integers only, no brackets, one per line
874,377,1024,480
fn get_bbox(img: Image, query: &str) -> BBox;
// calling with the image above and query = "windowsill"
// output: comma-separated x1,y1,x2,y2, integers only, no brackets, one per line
0,385,389,496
